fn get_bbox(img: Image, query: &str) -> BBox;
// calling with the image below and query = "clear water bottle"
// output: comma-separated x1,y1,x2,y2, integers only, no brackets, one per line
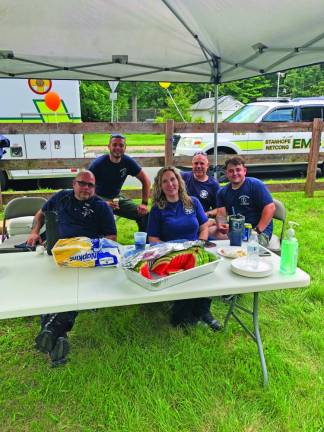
247,230,259,269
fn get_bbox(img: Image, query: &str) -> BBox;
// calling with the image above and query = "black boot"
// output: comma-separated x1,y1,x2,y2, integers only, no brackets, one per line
35,314,63,353
200,311,222,332
50,336,70,367
35,313,72,366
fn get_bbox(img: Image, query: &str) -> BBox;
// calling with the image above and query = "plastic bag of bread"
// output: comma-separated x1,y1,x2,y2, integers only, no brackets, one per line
52,237,120,268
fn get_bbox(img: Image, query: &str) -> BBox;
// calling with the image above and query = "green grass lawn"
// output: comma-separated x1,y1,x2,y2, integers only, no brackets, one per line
0,192,323,431
84,133,165,146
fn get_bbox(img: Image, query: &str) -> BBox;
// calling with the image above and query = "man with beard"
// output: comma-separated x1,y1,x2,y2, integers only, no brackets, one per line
89,134,151,232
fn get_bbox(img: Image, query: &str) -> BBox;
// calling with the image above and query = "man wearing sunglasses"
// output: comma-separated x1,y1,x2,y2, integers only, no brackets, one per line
26,170,116,367
89,134,151,231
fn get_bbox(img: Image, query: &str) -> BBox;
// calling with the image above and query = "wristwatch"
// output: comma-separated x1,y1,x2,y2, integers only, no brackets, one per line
255,226,262,234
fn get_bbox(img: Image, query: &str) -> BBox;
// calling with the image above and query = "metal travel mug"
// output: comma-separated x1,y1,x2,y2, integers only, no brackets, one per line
229,214,245,246
44,210,59,255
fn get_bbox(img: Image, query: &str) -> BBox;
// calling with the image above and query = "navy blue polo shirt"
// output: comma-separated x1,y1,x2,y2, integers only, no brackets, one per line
42,190,116,239
217,177,273,237
181,171,220,212
147,196,208,242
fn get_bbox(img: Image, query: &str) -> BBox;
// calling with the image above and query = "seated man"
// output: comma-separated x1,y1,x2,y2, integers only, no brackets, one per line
181,151,223,239
27,170,116,367
89,133,151,232
217,156,275,247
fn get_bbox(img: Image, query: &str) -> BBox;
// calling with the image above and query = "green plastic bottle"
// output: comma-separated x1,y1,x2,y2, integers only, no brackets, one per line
280,222,299,275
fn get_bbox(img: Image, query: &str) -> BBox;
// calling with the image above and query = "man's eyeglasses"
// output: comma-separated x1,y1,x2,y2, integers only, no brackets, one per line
76,180,95,188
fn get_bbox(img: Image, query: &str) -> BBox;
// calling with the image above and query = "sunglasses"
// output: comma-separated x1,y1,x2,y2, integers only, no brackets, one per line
193,151,208,156
76,180,95,188
111,133,125,139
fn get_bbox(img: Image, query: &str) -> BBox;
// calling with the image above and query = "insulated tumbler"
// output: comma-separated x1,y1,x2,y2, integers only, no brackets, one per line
229,214,245,246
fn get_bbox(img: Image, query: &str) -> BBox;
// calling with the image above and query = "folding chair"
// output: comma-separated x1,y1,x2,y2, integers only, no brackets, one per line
0,196,47,252
268,198,286,255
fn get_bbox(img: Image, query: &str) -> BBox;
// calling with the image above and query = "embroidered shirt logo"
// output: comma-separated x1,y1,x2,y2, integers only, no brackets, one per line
239,195,250,206
80,203,94,217
120,168,127,178
184,207,194,215
200,189,208,199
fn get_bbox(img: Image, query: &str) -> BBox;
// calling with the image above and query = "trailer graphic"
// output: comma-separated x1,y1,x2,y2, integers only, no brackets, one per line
0,78,83,189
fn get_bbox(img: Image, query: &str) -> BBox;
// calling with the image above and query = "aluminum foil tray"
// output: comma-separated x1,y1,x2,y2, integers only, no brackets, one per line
124,256,222,291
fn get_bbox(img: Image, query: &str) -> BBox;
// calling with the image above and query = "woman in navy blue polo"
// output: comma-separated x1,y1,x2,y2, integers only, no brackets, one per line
148,166,222,331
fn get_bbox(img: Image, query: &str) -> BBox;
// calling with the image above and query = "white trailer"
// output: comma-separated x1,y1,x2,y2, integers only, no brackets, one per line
0,78,83,189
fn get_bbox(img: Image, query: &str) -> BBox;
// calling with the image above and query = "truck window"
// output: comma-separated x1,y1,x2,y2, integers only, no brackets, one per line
225,105,268,123
262,107,294,122
300,106,323,121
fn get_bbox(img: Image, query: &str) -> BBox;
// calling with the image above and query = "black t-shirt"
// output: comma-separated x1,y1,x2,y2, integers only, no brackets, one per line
89,154,141,198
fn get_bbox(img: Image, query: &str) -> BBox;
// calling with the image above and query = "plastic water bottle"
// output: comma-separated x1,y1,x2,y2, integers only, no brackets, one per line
247,230,259,269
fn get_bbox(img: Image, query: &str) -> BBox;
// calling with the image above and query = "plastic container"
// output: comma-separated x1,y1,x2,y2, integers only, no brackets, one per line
247,230,259,269
134,232,147,251
124,256,222,291
280,221,299,275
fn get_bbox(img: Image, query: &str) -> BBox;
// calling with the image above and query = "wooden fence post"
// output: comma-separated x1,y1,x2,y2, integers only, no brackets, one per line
305,118,323,197
0,182,3,211
165,119,174,166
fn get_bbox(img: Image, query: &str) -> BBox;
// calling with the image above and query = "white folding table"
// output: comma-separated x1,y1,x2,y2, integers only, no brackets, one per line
0,242,310,385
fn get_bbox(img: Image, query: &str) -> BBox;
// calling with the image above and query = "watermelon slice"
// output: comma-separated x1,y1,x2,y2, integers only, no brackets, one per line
134,246,215,279
135,261,152,279
151,262,170,276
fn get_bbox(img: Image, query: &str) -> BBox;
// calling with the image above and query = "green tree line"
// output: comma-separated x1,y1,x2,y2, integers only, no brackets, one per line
80,64,324,122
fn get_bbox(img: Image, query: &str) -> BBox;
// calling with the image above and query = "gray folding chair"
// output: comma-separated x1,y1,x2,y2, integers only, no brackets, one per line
0,196,47,251
268,198,286,255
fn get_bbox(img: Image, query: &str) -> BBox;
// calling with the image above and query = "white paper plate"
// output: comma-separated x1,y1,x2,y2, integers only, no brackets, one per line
216,246,247,259
231,257,273,278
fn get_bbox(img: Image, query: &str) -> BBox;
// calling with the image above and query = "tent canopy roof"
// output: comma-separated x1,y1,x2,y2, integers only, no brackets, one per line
1,0,324,83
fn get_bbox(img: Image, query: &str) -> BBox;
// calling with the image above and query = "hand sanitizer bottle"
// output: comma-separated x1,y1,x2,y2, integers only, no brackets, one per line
280,222,299,275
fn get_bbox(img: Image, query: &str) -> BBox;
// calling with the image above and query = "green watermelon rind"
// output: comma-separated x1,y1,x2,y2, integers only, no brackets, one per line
134,246,218,278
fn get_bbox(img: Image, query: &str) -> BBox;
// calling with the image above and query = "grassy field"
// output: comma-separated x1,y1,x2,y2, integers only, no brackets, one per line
0,192,323,431
84,133,164,146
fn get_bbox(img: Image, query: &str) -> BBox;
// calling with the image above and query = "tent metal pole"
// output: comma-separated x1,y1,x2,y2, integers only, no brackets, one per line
213,83,219,179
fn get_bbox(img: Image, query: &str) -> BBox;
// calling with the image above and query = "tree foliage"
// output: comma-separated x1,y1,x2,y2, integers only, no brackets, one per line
80,65,324,121
282,65,324,97
157,84,194,122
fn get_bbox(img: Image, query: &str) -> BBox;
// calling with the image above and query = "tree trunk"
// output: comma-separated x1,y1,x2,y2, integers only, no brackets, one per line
131,83,138,122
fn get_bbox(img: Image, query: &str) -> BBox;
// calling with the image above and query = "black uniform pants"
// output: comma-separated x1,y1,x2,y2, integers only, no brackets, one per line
171,297,212,326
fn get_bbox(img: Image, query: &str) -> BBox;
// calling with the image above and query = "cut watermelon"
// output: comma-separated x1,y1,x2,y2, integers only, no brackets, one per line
138,262,152,279
134,246,214,279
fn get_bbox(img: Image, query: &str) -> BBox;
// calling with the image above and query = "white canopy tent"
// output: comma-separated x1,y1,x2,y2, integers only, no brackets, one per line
1,0,324,83
1,0,324,172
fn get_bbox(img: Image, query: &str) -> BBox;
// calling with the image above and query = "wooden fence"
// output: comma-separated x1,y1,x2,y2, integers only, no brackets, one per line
0,119,323,208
